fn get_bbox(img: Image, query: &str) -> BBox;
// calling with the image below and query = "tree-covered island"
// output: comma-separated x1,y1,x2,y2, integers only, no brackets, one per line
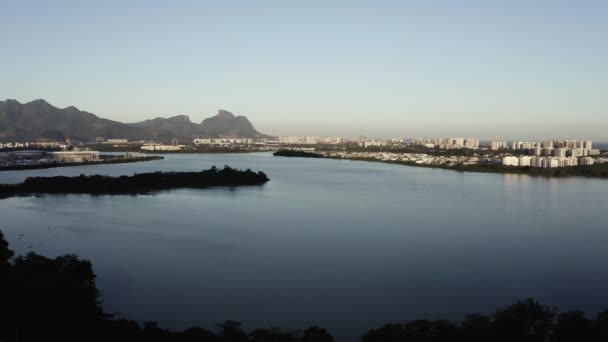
0,166,269,199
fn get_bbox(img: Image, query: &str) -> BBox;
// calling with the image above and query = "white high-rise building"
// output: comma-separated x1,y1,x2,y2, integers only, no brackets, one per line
579,157,595,166
491,141,508,151
581,141,593,150
553,148,567,158
571,148,588,157
502,156,519,166
519,156,532,167
464,138,479,148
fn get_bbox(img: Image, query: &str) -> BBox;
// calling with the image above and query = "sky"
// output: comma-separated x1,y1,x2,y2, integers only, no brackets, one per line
0,0,606,140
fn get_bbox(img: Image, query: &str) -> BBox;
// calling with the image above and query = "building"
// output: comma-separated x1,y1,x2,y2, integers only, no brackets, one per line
502,156,519,166
579,157,595,166
107,139,128,143
464,138,479,148
565,140,578,149
519,156,532,166
581,141,593,150
571,148,588,157
491,141,508,151
452,138,464,147
193,138,252,145
553,148,567,158
141,144,181,151
51,151,100,162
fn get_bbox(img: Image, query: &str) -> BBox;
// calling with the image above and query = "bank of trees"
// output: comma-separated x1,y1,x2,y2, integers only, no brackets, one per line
362,299,608,342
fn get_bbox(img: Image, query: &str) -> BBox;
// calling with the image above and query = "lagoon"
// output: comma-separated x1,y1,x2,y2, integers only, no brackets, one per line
1,152,607,341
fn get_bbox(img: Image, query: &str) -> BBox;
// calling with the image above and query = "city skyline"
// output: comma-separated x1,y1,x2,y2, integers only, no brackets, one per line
1,1,607,140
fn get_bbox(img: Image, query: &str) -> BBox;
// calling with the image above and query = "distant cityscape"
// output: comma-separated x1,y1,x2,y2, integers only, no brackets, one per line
1,135,606,170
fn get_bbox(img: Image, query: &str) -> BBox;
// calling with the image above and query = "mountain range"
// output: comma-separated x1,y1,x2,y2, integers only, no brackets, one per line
0,99,266,142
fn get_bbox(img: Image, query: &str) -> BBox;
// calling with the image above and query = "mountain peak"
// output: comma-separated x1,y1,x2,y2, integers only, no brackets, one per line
217,109,236,118
27,99,51,106
167,115,191,122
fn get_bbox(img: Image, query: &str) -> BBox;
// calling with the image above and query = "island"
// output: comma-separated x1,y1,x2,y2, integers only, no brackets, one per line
273,150,325,158
0,166,269,198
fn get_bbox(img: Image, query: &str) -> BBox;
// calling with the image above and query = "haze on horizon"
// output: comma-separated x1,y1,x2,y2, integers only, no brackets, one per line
1,0,606,141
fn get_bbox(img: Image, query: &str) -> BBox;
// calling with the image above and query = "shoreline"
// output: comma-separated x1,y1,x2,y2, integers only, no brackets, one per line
0,155,164,172
329,156,608,178
273,150,608,179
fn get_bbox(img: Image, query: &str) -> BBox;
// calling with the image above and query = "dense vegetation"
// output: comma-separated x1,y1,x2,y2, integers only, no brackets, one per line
2,230,608,341
273,150,325,158
0,166,269,198
0,155,163,171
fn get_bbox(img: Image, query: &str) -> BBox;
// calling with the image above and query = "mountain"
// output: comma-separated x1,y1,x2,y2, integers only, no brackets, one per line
129,115,203,140
0,99,266,142
129,110,265,139
198,110,264,138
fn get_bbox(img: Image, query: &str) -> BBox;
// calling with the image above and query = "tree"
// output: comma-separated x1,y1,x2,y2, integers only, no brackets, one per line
555,311,591,342
461,313,495,341
0,230,14,267
217,321,248,342
301,326,334,342
493,298,555,342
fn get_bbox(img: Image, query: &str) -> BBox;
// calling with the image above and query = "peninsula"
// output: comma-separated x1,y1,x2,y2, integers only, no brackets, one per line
273,150,608,178
0,166,269,198
0,154,163,171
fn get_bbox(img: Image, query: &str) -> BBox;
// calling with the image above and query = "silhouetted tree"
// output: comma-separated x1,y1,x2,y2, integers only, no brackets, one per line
11,253,104,341
461,313,495,341
592,310,608,342
217,321,248,342
182,327,219,342
301,326,334,342
362,319,459,342
555,311,591,342
0,230,13,267
493,298,555,342
250,327,297,342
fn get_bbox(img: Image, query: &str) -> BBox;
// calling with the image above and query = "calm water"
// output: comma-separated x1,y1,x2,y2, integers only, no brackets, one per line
1,152,608,341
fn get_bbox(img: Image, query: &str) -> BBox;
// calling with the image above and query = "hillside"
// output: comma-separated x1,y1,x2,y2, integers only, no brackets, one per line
0,99,266,142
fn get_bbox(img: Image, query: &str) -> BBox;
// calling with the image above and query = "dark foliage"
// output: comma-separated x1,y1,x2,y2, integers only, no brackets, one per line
362,298,608,342
273,150,325,158
0,166,269,198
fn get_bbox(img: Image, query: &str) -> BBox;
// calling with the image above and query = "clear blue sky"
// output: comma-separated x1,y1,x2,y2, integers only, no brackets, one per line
1,0,606,140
